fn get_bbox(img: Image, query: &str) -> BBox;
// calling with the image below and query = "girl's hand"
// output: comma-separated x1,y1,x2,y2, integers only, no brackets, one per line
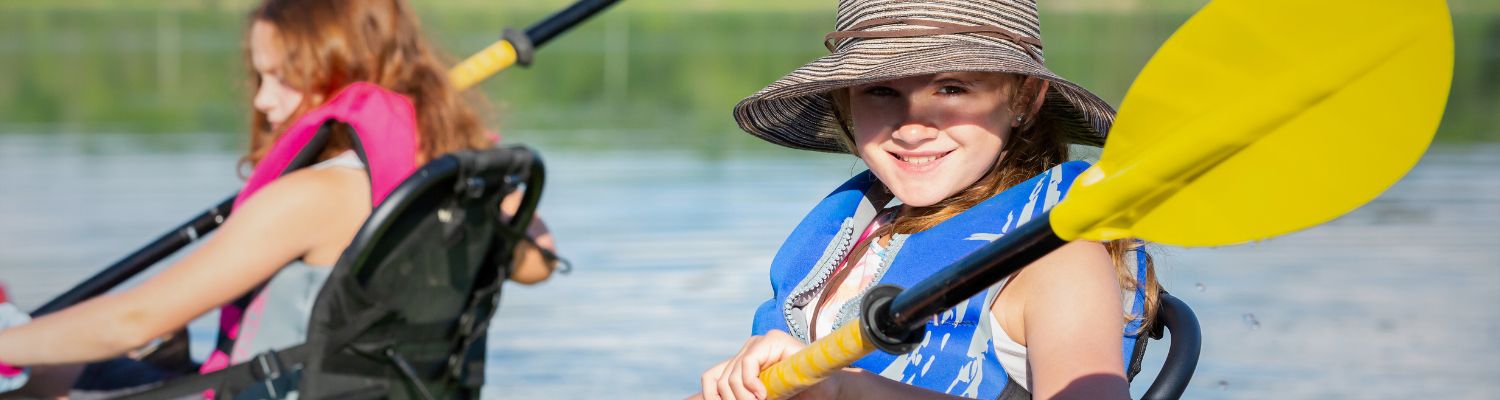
500,190,558,285
693,330,850,400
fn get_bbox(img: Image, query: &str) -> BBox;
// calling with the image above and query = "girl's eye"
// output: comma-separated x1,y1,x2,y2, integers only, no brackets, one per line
863,86,899,97
937,85,968,95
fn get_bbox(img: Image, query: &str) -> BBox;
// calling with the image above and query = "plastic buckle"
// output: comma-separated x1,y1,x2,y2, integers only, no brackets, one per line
250,351,286,397
464,176,486,199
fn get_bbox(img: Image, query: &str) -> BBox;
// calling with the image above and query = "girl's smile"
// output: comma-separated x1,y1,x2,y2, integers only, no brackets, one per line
887,149,952,172
849,71,1032,207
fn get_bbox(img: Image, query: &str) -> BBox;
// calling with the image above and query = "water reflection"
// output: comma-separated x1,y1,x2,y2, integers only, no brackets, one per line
1,134,1496,398
2,1,1499,398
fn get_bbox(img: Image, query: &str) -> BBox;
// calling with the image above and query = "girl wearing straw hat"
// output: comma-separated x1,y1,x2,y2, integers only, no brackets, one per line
696,0,1158,399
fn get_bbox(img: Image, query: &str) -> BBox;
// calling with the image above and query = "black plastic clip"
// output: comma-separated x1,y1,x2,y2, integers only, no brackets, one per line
464,176,487,199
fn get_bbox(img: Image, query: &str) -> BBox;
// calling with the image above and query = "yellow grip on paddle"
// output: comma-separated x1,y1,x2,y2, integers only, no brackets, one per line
760,322,878,400
449,40,519,91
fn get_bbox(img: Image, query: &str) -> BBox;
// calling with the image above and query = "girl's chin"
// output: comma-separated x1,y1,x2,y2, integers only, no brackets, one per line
890,189,955,208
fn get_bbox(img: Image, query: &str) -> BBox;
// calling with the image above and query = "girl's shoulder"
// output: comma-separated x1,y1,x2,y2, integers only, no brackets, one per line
1001,240,1119,341
241,166,371,220
230,165,373,264
1016,241,1115,293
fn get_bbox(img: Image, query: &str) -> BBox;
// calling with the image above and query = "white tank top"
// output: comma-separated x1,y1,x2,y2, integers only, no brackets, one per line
989,275,1031,391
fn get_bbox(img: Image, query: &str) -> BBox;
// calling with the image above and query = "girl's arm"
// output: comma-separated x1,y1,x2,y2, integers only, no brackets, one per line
746,241,1129,400
1007,240,1130,399
0,168,367,366
500,191,556,285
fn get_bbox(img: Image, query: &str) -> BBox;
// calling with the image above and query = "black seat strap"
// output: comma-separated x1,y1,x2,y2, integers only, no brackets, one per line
995,375,1032,400
116,345,315,400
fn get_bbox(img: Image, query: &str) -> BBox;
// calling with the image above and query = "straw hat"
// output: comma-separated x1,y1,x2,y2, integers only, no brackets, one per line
733,0,1116,153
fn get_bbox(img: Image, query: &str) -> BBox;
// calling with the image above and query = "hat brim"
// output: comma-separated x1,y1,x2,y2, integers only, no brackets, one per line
734,42,1115,153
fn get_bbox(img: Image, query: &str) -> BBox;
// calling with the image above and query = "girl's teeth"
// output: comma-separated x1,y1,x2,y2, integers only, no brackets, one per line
904,155,937,164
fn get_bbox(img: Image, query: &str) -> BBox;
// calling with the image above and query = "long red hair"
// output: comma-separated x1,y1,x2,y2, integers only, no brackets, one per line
243,0,490,168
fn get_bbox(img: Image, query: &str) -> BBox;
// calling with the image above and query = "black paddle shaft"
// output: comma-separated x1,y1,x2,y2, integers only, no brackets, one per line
525,0,622,48
32,196,234,316
33,0,623,316
503,0,623,67
864,211,1068,351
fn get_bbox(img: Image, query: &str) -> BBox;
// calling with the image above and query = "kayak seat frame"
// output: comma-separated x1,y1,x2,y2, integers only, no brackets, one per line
117,142,545,400
1136,291,1201,400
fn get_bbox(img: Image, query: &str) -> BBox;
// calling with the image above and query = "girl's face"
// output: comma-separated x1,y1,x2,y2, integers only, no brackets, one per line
250,20,304,128
849,72,1027,207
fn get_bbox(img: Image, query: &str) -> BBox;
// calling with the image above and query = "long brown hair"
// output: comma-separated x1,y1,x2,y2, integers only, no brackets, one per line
242,0,490,168
831,76,1160,326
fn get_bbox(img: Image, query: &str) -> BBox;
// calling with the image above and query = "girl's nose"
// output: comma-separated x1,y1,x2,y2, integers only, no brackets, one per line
890,123,938,144
891,96,939,145
253,83,275,115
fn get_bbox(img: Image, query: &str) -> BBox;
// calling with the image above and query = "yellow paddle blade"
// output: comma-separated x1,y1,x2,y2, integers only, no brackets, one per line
1050,0,1454,246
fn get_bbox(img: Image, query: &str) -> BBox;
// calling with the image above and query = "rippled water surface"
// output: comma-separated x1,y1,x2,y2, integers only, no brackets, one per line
1,133,1496,398
3,1,1499,397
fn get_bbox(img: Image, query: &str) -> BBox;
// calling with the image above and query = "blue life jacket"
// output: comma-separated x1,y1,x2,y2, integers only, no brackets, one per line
751,161,1149,398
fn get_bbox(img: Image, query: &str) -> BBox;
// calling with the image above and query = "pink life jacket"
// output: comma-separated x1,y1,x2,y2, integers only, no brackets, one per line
200,82,420,376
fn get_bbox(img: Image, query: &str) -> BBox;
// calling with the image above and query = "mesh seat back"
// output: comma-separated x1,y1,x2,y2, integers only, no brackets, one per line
297,146,542,399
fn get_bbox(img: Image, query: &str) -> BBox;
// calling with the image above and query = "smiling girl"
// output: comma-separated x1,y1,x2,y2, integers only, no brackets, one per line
696,0,1158,399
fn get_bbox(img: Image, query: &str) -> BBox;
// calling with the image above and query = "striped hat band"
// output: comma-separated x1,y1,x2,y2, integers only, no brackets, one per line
824,18,1044,63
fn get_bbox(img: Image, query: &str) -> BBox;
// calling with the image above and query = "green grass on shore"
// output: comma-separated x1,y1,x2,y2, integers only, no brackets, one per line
0,2,1494,147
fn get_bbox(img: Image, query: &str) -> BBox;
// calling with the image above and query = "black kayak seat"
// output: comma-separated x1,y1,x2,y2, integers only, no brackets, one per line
1136,291,1202,400
118,144,545,400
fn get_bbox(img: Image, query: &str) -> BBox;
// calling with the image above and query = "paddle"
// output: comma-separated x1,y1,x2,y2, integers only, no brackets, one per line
31,0,623,316
756,0,1454,398
31,198,233,315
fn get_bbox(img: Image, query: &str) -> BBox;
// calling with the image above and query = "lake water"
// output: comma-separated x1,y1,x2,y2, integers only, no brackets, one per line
2,2,1499,398
0,132,1496,399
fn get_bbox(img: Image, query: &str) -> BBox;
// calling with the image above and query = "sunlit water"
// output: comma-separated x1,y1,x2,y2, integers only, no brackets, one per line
1,133,1497,399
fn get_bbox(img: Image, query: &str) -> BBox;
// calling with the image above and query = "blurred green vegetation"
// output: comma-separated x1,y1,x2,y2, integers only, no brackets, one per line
0,0,1495,150
5,0,1497,13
